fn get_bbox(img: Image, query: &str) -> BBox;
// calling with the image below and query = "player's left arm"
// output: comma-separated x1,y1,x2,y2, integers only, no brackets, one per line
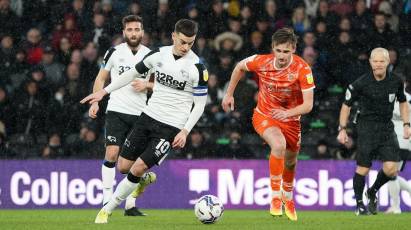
172,64,208,149
274,65,315,120
285,89,314,117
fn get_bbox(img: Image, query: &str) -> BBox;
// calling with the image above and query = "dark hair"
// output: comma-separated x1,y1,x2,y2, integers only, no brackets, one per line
271,27,298,47
122,15,143,30
174,19,198,37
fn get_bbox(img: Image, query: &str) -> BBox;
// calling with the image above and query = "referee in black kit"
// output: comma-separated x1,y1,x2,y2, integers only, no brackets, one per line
337,47,411,216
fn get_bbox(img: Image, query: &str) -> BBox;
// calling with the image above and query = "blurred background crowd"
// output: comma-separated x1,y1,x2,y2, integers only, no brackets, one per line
0,0,410,160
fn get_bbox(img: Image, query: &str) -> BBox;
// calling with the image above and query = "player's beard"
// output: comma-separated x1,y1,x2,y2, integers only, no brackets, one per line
125,35,142,48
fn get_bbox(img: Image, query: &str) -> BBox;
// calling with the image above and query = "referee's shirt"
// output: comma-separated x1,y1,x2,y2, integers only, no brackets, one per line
344,71,406,123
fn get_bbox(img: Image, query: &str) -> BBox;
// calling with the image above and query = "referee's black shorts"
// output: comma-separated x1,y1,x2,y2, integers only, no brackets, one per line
356,121,400,168
105,111,139,147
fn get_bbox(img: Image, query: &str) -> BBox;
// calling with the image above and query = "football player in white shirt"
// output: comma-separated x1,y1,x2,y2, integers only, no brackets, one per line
82,19,208,224
386,87,411,214
88,15,156,217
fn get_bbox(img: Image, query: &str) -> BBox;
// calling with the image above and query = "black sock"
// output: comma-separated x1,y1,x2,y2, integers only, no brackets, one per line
353,173,366,205
127,173,141,183
103,160,116,168
368,169,393,196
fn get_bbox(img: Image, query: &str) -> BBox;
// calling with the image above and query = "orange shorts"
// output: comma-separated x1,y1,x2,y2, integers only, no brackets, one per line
252,109,301,153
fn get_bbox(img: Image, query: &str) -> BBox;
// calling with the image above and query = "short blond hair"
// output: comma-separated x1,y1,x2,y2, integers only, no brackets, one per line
370,47,390,61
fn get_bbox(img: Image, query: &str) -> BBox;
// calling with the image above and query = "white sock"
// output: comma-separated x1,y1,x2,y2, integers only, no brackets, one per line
283,191,293,200
125,195,136,210
387,179,401,209
271,190,281,198
104,176,139,213
101,163,116,205
398,176,411,193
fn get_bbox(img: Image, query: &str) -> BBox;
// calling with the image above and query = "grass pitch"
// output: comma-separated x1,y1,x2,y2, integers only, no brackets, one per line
0,209,409,230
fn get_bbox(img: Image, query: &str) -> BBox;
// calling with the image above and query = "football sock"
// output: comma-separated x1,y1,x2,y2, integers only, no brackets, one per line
369,169,393,196
269,154,284,196
104,173,141,213
353,173,366,205
387,179,400,209
398,176,411,193
282,167,295,200
102,161,116,205
125,195,136,210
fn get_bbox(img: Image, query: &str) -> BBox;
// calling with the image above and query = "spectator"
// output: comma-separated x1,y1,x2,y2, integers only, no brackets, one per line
312,139,333,159
40,46,65,89
51,14,83,50
205,0,228,38
349,0,373,32
367,11,400,50
291,6,311,36
56,37,73,65
0,0,21,39
83,12,111,53
20,28,45,65
0,35,15,89
41,132,65,159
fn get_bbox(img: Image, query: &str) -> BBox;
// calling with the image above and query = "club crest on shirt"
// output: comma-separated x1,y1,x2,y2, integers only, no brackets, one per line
181,70,189,79
288,73,296,81
389,94,396,103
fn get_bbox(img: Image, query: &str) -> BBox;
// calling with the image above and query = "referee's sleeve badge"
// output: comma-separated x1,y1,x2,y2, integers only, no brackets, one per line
345,89,351,100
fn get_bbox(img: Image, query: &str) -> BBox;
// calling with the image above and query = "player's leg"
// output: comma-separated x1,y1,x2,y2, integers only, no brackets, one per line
252,111,286,217
95,119,149,223
102,111,126,206
281,122,301,221
262,127,286,216
366,161,397,215
386,161,403,214
386,178,401,214
282,150,298,221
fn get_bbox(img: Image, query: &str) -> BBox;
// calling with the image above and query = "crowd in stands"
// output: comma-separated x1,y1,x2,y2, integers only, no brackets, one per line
0,0,411,160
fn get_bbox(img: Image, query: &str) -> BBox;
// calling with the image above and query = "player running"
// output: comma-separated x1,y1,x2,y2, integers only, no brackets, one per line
222,28,315,221
88,15,156,216
81,19,208,224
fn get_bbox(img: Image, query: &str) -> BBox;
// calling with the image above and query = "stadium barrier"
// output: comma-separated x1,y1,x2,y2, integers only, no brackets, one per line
0,160,410,210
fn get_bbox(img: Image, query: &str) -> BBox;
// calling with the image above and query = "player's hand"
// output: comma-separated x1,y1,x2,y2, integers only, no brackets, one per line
222,95,235,112
88,102,99,119
271,109,289,121
337,130,349,144
172,129,189,149
403,126,411,139
80,89,107,104
131,79,147,92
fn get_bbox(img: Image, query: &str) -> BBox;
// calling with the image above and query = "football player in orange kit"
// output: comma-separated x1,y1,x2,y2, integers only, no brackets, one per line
222,28,315,221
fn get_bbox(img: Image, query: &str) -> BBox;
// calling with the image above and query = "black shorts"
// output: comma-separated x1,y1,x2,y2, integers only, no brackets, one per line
356,121,400,168
105,111,139,146
120,113,180,168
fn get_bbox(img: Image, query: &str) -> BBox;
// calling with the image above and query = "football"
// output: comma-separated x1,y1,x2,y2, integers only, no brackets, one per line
194,195,224,224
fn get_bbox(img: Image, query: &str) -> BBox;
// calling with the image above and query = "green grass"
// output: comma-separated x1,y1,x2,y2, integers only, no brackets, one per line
0,209,410,230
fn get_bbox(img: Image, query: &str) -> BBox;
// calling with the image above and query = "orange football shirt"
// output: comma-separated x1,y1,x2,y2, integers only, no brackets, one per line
245,54,315,121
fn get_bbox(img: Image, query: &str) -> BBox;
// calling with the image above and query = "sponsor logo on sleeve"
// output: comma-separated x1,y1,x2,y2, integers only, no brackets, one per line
306,73,314,84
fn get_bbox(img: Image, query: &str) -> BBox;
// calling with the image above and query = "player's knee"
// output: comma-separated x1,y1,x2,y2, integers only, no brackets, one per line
355,166,370,176
117,164,129,174
105,146,120,162
130,159,148,177
269,141,286,156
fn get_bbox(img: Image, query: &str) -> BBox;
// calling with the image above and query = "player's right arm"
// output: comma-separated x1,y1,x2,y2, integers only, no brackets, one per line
80,49,158,105
88,68,110,118
222,56,254,112
337,83,360,144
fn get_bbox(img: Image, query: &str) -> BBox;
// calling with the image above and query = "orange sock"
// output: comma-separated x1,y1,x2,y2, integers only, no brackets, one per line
282,167,295,193
269,154,284,193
